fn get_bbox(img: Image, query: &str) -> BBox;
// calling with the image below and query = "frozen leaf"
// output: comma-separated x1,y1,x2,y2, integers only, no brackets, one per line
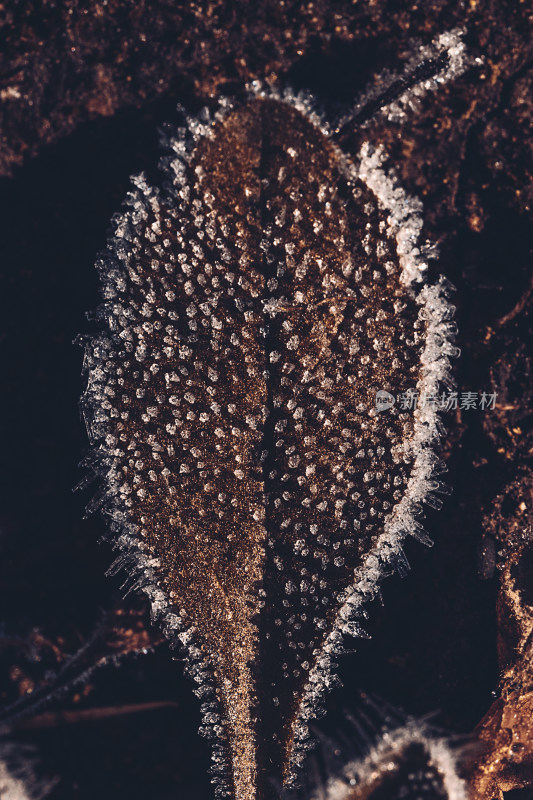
81,84,458,799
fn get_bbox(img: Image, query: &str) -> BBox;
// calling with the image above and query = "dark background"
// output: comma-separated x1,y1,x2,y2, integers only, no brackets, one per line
0,1,531,797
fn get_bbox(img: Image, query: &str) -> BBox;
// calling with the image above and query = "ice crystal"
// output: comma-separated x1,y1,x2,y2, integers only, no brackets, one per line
80,31,466,800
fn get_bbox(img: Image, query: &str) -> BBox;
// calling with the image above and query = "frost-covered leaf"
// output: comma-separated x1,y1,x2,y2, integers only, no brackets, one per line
302,702,468,800
81,88,457,800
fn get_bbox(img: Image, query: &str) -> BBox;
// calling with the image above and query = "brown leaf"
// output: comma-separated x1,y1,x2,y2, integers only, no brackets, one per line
81,89,457,798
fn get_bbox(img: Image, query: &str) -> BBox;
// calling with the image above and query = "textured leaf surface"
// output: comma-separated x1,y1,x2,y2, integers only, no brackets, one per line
82,94,456,799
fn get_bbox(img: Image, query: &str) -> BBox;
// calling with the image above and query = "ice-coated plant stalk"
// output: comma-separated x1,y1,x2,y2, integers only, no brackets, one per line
80,30,467,800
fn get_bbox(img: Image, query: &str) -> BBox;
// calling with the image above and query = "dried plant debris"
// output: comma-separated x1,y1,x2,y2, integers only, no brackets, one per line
0,603,162,731
470,637,533,800
302,704,468,800
2,0,530,180
469,474,533,800
80,34,464,800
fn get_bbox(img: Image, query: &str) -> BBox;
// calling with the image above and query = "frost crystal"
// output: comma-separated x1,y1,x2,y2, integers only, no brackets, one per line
81,46,463,800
